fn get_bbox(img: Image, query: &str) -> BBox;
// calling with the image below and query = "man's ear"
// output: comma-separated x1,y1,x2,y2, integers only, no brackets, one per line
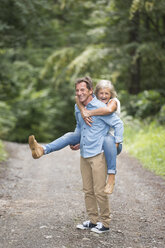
90,89,93,95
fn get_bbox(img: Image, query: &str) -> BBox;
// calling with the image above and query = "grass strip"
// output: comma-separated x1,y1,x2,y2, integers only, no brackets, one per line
124,122,165,178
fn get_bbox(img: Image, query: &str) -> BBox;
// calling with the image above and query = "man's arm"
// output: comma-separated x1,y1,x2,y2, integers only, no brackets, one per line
70,122,81,150
101,113,124,144
74,107,81,135
70,106,81,150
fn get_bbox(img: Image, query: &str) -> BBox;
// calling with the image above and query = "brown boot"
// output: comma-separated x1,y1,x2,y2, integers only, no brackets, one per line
28,135,44,159
104,174,115,194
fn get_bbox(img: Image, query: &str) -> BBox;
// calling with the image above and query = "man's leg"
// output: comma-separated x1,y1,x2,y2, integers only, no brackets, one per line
89,153,110,228
80,156,99,225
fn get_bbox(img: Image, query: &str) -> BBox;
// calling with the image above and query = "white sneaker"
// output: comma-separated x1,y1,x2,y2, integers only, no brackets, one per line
91,222,109,234
76,220,97,230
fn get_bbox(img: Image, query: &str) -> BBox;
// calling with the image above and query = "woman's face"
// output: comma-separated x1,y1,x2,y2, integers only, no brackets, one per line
97,88,111,104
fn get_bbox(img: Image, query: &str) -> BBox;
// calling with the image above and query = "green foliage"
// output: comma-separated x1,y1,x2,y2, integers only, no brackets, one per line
135,91,165,118
119,90,165,122
8,89,53,142
0,101,16,138
0,0,54,48
124,121,165,178
38,0,165,94
49,84,76,139
158,105,165,125
0,0,165,143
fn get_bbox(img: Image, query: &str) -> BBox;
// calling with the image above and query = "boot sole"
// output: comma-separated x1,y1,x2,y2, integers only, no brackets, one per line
28,135,38,159
29,135,35,150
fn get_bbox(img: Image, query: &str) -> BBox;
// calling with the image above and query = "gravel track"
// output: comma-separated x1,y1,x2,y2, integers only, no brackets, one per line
0,142,165,248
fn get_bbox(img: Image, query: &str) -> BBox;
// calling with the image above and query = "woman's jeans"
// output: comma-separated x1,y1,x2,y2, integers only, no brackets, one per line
103,134,122,174
43,132,81,153
43,132,122,175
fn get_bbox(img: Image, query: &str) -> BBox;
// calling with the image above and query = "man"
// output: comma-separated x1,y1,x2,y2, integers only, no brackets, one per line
72,76,123,233
29,76,123,234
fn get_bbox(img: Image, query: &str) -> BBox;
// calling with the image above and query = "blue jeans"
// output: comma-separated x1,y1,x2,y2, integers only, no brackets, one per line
103,134,122,175
43,132,81,153
43,132,122,174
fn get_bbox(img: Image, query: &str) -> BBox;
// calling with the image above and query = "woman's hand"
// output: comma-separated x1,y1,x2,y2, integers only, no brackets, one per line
83,117,93,127
81,108,91,119
81,109,93,126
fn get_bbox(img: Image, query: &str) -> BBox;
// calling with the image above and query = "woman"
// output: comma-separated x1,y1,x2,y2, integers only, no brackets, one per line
29,80,123,194
75,80,122,194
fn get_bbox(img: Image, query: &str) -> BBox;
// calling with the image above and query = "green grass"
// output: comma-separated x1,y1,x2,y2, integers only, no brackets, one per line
0,140,7,162
124,122,165,178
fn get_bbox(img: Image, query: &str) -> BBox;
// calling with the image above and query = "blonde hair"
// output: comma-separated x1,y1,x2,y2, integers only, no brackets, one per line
95,80,117,99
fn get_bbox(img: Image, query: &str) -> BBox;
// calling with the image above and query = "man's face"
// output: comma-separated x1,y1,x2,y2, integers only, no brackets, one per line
76,82,93,105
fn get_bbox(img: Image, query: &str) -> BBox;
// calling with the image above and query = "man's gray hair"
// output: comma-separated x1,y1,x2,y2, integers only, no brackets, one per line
95,80,117,99
75,76,93,90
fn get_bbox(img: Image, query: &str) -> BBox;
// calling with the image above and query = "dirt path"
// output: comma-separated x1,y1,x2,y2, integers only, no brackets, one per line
0,142,165,248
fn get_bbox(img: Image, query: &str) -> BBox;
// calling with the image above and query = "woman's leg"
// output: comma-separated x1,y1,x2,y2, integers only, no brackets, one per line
103,134,117,175
102,134,122,194
29,132,80,159
43,132,81,154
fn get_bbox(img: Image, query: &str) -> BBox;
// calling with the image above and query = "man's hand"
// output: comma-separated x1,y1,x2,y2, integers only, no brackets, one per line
70,144,80,150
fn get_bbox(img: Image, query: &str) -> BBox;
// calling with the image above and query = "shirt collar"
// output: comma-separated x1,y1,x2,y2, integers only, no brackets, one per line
86,95,98,107
75,94,98,112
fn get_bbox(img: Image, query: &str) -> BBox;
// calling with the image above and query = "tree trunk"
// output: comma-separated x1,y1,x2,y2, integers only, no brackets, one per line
129,11,141,94
162,15,165,48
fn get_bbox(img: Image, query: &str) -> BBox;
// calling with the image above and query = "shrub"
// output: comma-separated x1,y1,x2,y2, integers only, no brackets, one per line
119,90,165,124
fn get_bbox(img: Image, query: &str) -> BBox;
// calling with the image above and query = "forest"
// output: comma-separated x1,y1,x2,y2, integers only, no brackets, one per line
0,0,165,176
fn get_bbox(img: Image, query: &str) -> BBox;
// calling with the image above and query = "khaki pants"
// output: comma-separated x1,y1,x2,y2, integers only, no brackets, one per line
80,153,110,228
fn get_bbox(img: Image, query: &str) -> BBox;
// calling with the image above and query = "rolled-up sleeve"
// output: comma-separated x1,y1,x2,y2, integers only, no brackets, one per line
101,113,124,143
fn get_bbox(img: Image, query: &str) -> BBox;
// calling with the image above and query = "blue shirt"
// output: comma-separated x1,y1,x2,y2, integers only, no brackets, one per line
74,96,124,158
